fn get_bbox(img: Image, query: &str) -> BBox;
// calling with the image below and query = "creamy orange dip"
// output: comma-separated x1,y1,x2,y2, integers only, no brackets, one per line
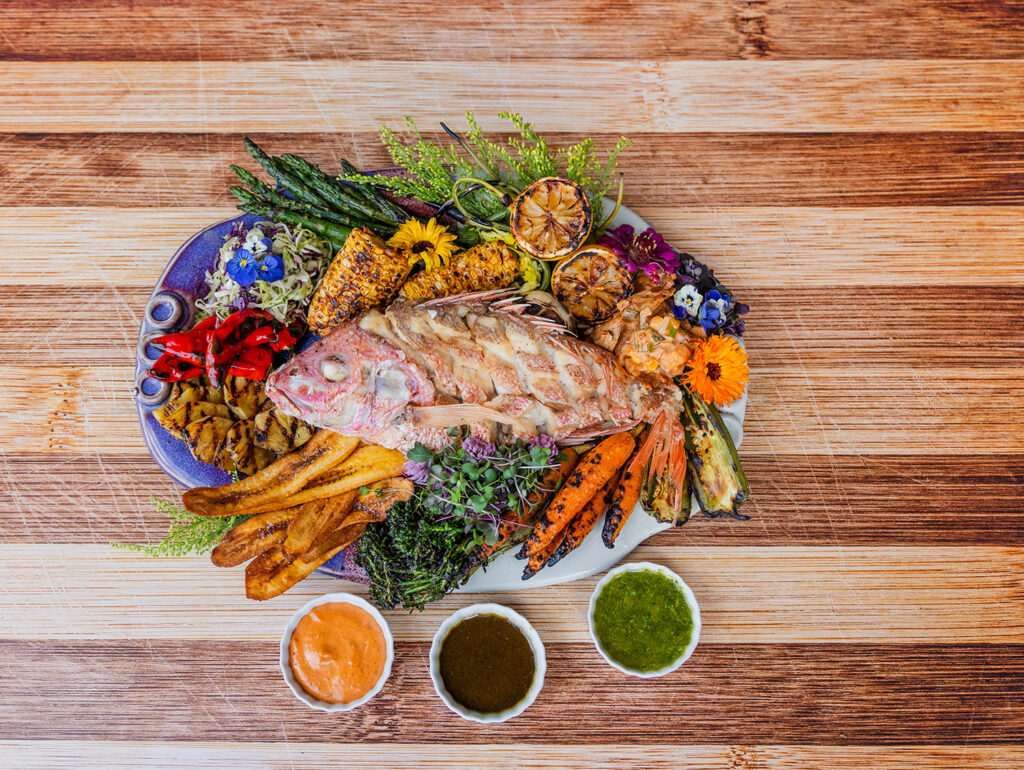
288,602,387,704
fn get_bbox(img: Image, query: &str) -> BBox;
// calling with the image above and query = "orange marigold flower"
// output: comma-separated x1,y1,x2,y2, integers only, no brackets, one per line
683,335,748,407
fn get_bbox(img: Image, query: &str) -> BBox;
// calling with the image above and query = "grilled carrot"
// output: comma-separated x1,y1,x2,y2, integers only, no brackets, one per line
522,529,567,580
546,470,620,568
522,432,635,559
601,429,650,548
456,446,576,569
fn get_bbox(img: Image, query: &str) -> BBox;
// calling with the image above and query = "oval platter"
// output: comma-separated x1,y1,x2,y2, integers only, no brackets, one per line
134,202,746,591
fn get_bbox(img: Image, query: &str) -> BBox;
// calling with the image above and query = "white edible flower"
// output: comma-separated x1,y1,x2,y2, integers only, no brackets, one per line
674,284,702,317
244,227,271,254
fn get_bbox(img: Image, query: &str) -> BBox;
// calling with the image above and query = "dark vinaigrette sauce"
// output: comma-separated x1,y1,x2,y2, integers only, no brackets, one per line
439,614,535,713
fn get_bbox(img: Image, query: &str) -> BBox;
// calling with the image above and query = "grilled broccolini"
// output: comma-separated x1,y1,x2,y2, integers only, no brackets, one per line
308,228,412,335
399,241,520,301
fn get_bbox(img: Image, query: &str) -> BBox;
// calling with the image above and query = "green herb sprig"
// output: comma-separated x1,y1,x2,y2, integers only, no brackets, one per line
111,497,246,558
342,112,631,226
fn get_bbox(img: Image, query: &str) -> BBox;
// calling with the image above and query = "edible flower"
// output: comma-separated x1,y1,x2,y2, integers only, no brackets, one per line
227,248,259,287
243,228,273,255
697,289,730,331
462,435,497,460
599,224,677,280
528,434,558,453
672,284,702,319
388,217,458,272
683,335,749,407
255,253,284,283
402,460,430,485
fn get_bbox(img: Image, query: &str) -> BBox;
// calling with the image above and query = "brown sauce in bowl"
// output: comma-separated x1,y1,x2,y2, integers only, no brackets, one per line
438,614,535,714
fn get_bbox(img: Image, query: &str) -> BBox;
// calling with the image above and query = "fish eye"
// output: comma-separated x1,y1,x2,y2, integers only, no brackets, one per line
321,356,350,382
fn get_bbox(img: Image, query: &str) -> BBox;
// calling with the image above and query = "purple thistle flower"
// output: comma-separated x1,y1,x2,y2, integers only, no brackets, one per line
461,435,496,460
402,460,430,484
528,434,558,453
599,224,678,279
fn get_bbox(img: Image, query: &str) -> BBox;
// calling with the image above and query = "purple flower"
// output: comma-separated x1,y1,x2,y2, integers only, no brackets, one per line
229,220,248,241
462,436,496,460
255,253,284,283
528,434,557,453
599,224,678,279
402,460,430,484
226,248,259,287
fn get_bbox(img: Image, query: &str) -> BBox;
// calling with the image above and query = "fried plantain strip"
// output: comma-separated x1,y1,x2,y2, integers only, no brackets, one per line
182,431,359,516
210,506,300,568
352,477,414,520
239,444,406,515
282,493,356,558
245,523,367,601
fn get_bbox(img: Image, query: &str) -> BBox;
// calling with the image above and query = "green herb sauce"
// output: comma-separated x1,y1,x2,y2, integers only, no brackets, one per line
439,614,535,714
593,570,693,672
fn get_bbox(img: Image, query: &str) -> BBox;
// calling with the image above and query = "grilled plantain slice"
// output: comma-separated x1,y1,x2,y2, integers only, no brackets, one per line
183,415,235,465
218,420,276,476
158,400,231,440
253,408,315,455
223,376,264,420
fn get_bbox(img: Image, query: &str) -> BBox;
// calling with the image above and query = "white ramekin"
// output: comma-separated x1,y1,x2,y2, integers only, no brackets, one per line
588,561,701,678
279,592,394,712
429,603,546,723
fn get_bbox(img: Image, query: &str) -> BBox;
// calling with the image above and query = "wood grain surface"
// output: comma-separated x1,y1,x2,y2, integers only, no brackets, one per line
0,1,1022,768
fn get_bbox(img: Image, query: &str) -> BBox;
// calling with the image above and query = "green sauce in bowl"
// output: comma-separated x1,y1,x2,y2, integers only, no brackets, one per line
592,569,694,672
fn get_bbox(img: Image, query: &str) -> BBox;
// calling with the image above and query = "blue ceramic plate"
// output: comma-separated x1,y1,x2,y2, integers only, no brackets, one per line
135,205,746,587
133,214,260,489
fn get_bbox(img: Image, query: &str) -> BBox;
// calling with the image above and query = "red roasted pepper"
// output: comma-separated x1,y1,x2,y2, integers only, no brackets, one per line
226,345,273,380
150,314,218,365
148,351,204,382
148,309,294,386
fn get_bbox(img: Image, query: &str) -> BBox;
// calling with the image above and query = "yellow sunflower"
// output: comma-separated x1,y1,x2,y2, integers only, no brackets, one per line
387,217,457,272
683,334,748,407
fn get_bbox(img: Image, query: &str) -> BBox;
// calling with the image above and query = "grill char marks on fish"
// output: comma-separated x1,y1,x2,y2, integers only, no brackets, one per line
265,291,680,452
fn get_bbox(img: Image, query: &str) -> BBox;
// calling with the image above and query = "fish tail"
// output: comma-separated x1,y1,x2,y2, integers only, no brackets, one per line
411,403,537,435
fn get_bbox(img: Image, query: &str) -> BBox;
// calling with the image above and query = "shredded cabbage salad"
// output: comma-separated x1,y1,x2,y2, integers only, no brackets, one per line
195,220,333,324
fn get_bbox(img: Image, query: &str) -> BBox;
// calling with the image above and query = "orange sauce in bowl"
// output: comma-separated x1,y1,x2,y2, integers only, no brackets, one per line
288,602,388,704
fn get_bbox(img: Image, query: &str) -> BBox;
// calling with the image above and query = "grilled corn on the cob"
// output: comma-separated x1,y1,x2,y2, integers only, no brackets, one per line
399,241,519,301
308,227,412,335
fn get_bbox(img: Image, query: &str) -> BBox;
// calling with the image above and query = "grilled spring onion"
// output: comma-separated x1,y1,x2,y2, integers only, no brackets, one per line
682,392,750,520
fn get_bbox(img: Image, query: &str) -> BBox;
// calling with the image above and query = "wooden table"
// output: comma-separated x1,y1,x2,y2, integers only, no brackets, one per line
2,2,1022,767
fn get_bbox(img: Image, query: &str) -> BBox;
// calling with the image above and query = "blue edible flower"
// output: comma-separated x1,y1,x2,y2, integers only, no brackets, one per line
226,248,259,287
255,253,284,283
698,289,731,331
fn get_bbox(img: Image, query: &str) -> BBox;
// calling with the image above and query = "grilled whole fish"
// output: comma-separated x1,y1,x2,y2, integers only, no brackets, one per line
265,291,681,452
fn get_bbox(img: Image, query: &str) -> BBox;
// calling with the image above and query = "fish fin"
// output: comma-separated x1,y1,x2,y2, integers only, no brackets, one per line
411,404,536,434
417,288,519,309
563,419,641,443
419,289,572,337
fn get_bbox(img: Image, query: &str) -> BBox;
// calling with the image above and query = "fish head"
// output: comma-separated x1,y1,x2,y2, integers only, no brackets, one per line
265,319,435,438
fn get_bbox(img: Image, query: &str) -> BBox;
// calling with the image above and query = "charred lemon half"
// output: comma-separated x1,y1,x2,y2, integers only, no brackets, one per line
510,177,593,260
551,245,634,322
